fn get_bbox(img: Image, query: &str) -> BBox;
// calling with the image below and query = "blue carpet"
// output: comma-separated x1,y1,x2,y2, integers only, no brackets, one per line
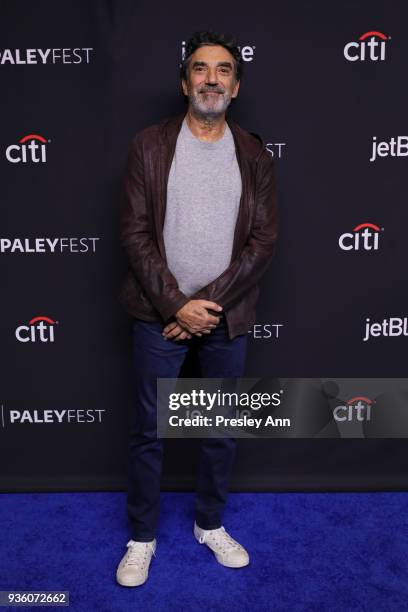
0,492,407,611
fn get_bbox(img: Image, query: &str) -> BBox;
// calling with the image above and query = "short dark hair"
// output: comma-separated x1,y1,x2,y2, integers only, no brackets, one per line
180,30,243,83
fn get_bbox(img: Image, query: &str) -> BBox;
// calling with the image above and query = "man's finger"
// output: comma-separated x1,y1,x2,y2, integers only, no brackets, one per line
175,318,195,335
165,327,184,339
203,314,220,325
194,328,213,336
198,300,223,312
174,331,191,341
162,321,178,335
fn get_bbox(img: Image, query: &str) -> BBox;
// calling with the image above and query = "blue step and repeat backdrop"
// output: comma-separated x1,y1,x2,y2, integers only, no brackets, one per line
1,0,407,491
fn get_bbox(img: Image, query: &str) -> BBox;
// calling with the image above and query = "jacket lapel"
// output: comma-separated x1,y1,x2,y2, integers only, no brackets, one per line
226,116,257,261
156,112,186,260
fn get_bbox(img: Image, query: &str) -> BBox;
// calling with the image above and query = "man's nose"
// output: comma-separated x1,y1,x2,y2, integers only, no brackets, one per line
206,67,218,85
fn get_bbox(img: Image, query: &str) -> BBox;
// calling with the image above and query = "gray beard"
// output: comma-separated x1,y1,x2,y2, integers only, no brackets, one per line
188,90,232,122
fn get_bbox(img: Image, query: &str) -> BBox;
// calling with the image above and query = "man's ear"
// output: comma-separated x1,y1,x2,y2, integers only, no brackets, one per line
232,79,240,99
181,78,188,96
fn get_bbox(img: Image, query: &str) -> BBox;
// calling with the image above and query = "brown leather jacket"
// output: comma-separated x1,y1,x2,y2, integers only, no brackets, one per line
119,111,278,340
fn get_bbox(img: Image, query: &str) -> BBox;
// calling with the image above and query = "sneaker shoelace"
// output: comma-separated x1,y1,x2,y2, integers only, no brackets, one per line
198,526,242,551
125,540,156,567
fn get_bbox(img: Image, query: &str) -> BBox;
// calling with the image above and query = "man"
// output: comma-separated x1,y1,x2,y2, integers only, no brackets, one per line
116,30,278,587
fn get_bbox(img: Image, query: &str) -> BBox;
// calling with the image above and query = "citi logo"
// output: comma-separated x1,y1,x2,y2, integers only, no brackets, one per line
338,223,383,251
333,396,372,422
15,316,58,343
6,134,49,163
181,41,256,62
344,31,390,62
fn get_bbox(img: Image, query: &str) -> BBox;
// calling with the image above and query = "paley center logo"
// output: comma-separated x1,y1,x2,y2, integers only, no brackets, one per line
370,136,408,162
338,222,383,251
181,40,256,62
344,31,390,62
15,315,58,343
6,134,49,163
0,48,93,65
363,317,408,342
333,396,372,422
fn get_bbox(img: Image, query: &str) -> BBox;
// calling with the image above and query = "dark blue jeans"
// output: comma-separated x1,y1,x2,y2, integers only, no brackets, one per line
126,315,248,541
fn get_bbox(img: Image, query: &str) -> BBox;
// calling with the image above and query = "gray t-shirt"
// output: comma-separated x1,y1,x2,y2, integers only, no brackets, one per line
163,116,242,297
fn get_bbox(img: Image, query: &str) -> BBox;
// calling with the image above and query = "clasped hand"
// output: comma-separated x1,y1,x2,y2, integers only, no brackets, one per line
162,299,222,341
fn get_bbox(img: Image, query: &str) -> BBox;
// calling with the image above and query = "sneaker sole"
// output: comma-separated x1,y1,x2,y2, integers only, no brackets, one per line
116,572,149,587
214,553,250,568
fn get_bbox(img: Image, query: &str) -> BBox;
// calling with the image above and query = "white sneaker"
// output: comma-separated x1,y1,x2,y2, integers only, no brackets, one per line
116,539,156,587
194,522,249,568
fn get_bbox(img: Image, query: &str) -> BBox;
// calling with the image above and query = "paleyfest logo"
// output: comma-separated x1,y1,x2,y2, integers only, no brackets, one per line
15,316,58,343
0,48,93,65
265,142,286,159
338,222,383,251
6,134,49,163
249,323,284,339
0,237,100,254
333,396,373,422
344,31,390,62
0,404,105,426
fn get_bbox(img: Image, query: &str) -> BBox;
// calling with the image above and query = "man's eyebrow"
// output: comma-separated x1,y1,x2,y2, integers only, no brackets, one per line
191,60,233,68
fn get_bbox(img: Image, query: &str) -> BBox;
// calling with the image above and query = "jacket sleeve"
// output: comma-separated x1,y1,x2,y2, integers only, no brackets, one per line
119,133,190,321
190,150,278,311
